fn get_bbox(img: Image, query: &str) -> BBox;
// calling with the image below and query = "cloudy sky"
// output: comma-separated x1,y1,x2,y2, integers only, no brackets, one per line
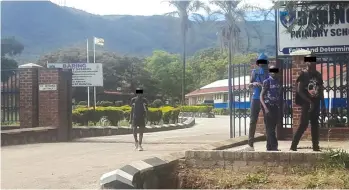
50,0,274,16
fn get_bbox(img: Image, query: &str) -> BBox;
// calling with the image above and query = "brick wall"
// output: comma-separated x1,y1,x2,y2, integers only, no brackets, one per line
19,68,39,128
38,70,60,127
185,150,322,172
17,68,73,143
38,69,72,141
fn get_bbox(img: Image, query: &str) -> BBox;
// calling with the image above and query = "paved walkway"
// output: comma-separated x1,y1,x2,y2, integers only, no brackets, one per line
1,116,248,189
227,140,349,152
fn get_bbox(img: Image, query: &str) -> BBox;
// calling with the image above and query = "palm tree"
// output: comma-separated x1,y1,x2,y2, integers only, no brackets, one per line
165,0,205,105
209,0,262,138
210,0,263,54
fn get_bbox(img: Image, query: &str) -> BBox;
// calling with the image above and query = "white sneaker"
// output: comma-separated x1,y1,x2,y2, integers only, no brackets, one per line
135,142,139,150
138,145,144,151
245,145,255,151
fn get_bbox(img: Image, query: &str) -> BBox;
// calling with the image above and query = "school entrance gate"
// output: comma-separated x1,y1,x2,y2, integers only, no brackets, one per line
230,53,349,140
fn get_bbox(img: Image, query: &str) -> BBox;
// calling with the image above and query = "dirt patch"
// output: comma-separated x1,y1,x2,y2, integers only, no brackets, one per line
178,166,349,189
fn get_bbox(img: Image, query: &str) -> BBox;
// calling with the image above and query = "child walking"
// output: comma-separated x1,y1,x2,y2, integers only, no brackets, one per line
260,65,281,151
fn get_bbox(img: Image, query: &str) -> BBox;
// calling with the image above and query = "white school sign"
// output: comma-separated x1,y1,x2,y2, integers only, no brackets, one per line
47,63,103,87
277,5,349,56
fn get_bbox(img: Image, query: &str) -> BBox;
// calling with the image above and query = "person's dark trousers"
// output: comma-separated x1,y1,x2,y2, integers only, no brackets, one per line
248,99,266,147
263,105,279,151
291,102,320,150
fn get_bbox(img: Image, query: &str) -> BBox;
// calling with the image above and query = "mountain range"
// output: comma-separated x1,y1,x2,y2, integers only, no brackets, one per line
1,1,276,62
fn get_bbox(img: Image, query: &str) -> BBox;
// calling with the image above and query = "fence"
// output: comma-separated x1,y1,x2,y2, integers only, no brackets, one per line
1,69,20,126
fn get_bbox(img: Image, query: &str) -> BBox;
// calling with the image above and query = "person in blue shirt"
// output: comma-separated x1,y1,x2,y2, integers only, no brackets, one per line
260,65,281,151
246,53,269,151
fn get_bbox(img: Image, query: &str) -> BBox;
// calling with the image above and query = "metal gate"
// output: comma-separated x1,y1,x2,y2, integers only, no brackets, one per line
277,58,293,139
229,59,294,139
229,54,349,138
230,63,250,138
316,54,349,128
277,54,349,131
1,69,20,126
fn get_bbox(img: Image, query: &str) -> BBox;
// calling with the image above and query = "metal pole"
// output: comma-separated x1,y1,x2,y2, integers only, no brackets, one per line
86,39,90,107
228,39,233,138
93,37,97,109
182,32,186,105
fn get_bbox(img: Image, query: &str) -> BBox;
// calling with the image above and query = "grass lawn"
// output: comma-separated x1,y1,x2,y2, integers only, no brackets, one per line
178,150,349,189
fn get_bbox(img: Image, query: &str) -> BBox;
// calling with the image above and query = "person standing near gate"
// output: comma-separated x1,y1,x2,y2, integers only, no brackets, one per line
290,55,326,152
130,88,148,151
260,65,281,151
246,53,269,151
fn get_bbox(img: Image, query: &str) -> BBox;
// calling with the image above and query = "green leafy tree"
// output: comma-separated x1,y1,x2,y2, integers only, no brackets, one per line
188,48,257,89
165,0,205,104
36,47,157,101
1,37,24,82
145,50,193,102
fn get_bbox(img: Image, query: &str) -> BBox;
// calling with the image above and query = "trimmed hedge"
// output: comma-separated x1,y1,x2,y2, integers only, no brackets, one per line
72,105,180,126
180,106,213,113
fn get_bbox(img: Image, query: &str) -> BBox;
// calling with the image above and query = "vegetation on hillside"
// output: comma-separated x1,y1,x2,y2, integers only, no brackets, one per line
1,1,275,62
35,46,256,103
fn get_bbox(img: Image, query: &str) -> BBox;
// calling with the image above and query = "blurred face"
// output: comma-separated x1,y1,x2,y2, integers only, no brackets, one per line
256,59,268,69
306,62,316,72
269,65,278,78
135,89,143,97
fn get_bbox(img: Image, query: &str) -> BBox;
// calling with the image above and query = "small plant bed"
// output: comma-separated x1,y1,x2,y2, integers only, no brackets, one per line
178,150,349,189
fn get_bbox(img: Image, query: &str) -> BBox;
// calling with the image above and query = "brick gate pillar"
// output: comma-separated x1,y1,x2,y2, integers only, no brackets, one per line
19,68,39,128
38,69,72,141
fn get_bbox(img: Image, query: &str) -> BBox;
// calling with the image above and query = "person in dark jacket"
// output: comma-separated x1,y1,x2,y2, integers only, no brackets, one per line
130,88,148,151
246,53,269,151
290,55,326,151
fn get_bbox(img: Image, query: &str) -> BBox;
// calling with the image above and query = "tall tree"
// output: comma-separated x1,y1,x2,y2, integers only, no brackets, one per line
209,0,260,138
165,0,205,105
210,0,261,54
145,50,193,103
1,37,24,82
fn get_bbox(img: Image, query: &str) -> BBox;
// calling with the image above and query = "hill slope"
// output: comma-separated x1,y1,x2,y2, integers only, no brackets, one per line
1,1,276,62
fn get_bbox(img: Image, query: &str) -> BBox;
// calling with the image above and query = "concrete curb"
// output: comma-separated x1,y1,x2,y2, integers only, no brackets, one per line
99,133,266,189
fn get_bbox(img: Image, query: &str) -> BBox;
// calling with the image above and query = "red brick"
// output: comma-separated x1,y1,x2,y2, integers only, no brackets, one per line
19,68,39,128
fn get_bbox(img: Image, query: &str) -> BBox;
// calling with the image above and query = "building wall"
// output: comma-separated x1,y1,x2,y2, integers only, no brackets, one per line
188,92,227,105
187,72,347,106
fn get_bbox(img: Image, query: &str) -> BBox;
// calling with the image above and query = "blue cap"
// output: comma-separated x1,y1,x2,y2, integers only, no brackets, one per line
257,53,268,61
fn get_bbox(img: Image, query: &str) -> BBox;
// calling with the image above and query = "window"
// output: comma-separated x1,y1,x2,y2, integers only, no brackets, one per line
215,94,222,100
223,94,228,102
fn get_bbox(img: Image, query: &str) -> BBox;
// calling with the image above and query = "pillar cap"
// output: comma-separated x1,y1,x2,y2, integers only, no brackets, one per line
18,63,43,68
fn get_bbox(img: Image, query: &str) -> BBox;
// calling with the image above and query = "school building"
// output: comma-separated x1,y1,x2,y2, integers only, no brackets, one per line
185,64,347,109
